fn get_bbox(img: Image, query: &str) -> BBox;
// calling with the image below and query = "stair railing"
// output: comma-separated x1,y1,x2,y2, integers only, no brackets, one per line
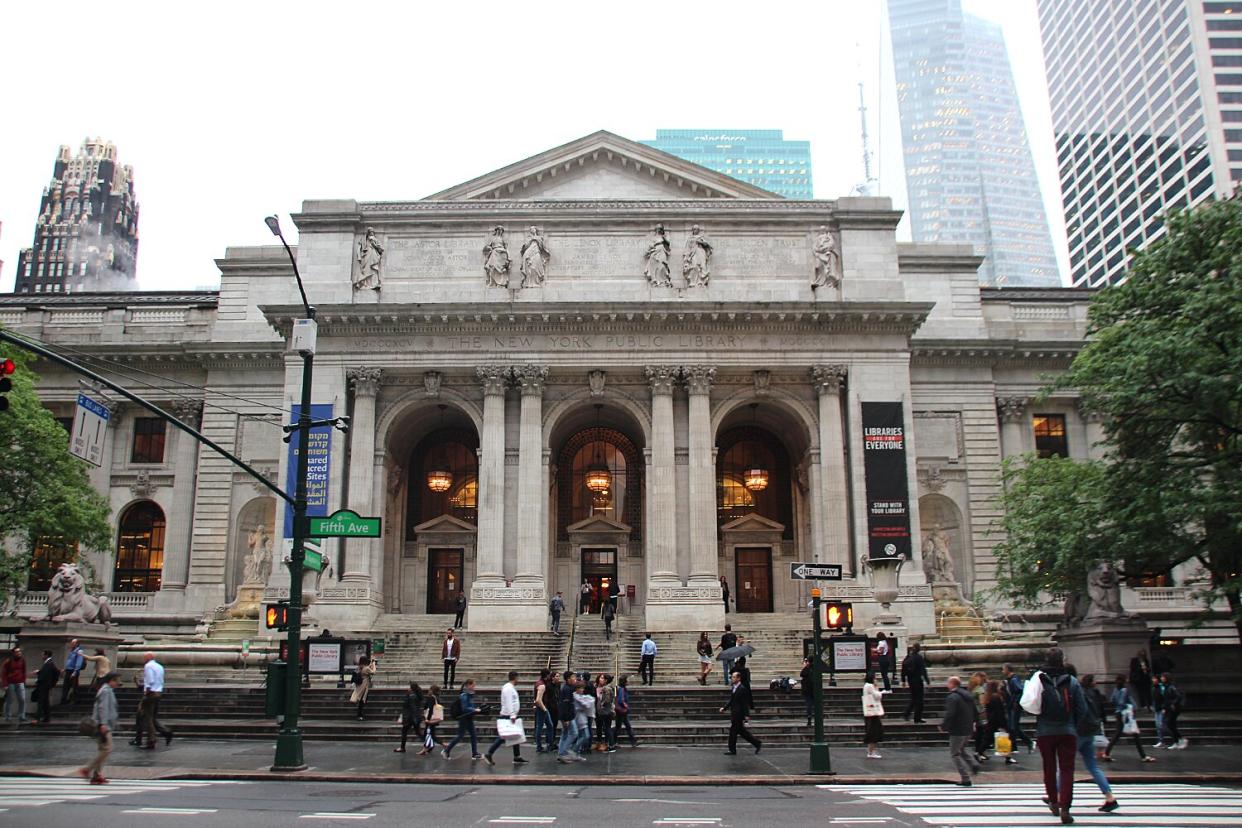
564,613,577,673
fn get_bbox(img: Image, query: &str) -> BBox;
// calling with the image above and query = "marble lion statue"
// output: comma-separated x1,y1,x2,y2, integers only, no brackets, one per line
45,563,112,624
1084,560,1133,621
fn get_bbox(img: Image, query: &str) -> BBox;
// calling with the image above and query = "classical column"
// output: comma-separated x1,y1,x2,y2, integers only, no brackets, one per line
342,367,381,582
1079,402,1108,461
161,400,202,591
644,366,679,585
683,365,719,585
474,366,508,585
997,396,1029,459
812,365,850,566
513,365,549,585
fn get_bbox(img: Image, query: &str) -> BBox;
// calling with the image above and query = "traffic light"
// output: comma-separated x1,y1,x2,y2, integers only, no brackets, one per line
823,600,853,631
265,601,290,631
0,357,14,413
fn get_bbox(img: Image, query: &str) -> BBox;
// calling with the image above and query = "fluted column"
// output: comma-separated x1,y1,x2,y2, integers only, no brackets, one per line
684,365,719,585
474,366,508,585
645,366,679,584
997,396,1029,459
514,365,549,585
162,400,202,590
342,367,381,582
812,365,850,565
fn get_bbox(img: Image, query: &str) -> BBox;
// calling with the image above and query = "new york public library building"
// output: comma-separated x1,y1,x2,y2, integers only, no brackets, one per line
5,131,1207,645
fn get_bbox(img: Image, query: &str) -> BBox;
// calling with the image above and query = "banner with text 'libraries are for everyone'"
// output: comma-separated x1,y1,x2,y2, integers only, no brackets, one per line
861,401,912,560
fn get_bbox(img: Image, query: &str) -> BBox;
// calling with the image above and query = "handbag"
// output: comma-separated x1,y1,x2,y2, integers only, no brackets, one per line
428,703,444,725
496,717,526,745
1122,706,1140,735
78,716,99,737
1019,670,1043,715
994,730,1012,756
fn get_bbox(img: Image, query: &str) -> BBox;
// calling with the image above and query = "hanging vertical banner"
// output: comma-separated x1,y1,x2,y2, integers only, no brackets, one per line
284,403,334,538
861,401,912,560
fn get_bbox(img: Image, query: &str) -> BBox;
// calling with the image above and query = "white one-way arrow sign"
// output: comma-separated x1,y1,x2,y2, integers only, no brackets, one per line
789,562,843,581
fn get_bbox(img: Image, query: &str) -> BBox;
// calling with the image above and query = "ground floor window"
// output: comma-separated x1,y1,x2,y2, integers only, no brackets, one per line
113,501,165,592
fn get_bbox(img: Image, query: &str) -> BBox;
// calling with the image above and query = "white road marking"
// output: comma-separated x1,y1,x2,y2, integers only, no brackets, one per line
489,819,557,825
0,778,232,809
652,821,723,826
122,807,219,815
299,814,377,821
617,799,716,805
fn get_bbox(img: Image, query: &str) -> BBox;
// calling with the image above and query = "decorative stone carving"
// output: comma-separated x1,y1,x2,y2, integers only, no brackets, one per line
519,225,550,288
476,364,509,396
250,464,278,496
920,524,955,584
587,369,606,397
645,365,677,396
997,396,1029,423
918,465,947,493
682,364,715,395
242,523,274,586
44,563,112,624
648,587,722,602
752,369,771,396
643,224,672,287
347,367,382,397
682,224,713,287
482,225,511,287
170,399,203,428
354,227,384,291
129,470,156,497
514,364,549,395
1084,560,1137,623
1077,399,1108,424
810,364,848,395
423,371,443,398
811,225,842,289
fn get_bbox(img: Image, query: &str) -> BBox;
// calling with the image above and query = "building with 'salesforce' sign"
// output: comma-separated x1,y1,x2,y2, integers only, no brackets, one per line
6,130,1162,637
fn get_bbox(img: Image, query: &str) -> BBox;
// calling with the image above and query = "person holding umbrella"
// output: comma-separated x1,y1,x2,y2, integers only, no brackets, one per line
717,638,756,688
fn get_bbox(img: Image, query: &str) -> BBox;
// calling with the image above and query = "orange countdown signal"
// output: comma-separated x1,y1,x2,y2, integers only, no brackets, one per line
823,601,853,631
265,602,289,630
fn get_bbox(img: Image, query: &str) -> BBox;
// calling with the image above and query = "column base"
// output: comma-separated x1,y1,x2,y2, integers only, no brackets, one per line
645,583,725,632
468,581,548,632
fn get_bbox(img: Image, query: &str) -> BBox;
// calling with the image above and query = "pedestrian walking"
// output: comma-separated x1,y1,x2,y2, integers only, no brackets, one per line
862,671,885,759
1002,664,1034,753
718,624,738,686
940,675,981,786
639,633,657,686
984,680,1018,764
720,576,730,614
901,643,929,722
78,671,121,785
614,674,637,747
350,654,377,720
969,671,990,761
720,670,762,755
32,650,60,724
596,674,617,751
573,679,595,756
1151,672,1170,747
602,599,616,641
800,657,816,726
580,579,592,614
483,671,527,765
556,670,583,763
549,592,565,635
533,669,552,753
1158,672,1187,749
453,592,467,629
442,678,481,760
442,629,461,689
732,636,752,688
82,649,112,694
1024,646,1088,824
137,652,173,748
1129,650,1152,709
874,632,893,693
1,647,28,724
608,579,620,614
1069,672,1120,813
417,685,444,755
697,633,714,685
1103,675,1153,762
395,682,424,753
61,639,85,706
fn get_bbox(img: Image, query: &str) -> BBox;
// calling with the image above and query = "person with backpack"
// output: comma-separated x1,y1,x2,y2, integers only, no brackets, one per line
614,674,637,747
602,599,616,642
549,592,565,635
417,685,444,755
394,682,424,753
1159,673,1187,750
1023,646,1089,824
1002,664,1035,753
940,675,980,786
983,680,1018,765
1103,675,1153,763
556,670,582,763
350,654,377,720
441,678,481,760
1069,671,1120,814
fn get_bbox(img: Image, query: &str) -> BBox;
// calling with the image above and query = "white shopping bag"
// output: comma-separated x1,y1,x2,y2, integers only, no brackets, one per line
497,717,527,745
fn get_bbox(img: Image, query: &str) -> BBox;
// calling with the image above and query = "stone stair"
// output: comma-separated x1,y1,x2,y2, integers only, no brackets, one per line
567,612,626,676
370,621,569,687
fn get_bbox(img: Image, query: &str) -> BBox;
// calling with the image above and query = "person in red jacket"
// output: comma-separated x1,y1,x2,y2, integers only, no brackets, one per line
2,647,29,724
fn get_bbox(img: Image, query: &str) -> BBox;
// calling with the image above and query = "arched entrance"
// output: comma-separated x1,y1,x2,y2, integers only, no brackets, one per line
114,501,165,592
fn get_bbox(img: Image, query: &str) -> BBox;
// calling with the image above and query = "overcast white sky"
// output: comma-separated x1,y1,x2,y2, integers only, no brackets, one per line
0,0,1067,292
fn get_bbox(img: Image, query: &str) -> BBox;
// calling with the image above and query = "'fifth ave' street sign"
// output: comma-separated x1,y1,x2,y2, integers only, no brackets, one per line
789,562,843,581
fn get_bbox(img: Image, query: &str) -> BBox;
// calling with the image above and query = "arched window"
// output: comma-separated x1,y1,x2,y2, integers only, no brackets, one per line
716,426,793,538
28,537,78,591
557,427,642,540
113,501,165,592
407,429,479,537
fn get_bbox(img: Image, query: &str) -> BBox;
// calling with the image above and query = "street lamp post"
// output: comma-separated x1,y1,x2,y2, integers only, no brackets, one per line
809,588,833,774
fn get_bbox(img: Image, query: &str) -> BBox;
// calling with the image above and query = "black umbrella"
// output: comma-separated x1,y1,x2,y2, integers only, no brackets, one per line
716,644,755,662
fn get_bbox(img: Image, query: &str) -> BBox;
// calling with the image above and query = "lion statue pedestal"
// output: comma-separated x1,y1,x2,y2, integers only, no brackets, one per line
18,563,124,674
1054,561,1148,689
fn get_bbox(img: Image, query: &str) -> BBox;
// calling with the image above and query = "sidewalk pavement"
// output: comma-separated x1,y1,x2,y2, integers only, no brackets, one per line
2,733,1240,786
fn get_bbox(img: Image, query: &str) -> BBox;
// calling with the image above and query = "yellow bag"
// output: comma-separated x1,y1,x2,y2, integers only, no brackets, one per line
994,730,1013,755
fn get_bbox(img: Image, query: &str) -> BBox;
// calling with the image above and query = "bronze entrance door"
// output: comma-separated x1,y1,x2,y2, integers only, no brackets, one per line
581,548,618,614
427,548,464,614
735,548,773,613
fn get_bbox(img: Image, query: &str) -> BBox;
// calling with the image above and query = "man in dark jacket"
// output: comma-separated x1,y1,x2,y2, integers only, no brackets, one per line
940,675,980,785
720,670,762,755
395,682,423,753
1033,647,1089,824
556,670,581,762
901,643,930,723
33,651,60,724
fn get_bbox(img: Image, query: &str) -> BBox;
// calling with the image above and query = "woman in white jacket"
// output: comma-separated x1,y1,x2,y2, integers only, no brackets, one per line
863,671,886,759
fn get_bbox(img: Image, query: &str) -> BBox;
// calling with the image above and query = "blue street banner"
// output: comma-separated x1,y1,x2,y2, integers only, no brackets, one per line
284,403,334,538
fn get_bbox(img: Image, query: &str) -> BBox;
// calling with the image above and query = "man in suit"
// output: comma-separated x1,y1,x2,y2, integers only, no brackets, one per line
33,650,60,724
901,642,930,723
442,629,461,689
720,670,762,755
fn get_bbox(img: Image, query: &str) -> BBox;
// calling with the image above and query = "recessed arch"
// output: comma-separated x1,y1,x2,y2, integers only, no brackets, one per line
113,500,165,592
376,388,483,461
544,387,651,452
710,387,817,459
918,493,971,594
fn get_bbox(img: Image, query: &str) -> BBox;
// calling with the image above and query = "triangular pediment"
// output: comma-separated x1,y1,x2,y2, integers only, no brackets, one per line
721,513,785,533
566,515,632,535
412,514,477,534
427,130,779,201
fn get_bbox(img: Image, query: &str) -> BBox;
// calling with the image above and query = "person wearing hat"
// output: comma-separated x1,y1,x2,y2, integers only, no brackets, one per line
79,672,121,785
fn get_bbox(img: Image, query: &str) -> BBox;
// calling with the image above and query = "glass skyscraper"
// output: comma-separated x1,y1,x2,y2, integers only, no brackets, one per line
1038,0,1237,287
641,130,813,199
888,0,1061,286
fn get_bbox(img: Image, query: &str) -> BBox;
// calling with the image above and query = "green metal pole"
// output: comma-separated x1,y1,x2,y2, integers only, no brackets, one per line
273,345,312,771
810,592,832,773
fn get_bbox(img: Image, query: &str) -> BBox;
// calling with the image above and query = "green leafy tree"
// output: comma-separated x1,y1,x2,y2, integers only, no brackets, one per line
0,346,112,609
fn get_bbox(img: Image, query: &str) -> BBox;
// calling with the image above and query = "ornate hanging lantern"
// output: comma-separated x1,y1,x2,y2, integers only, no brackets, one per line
425,404,454,492
742,403,769,491
585,404,612,494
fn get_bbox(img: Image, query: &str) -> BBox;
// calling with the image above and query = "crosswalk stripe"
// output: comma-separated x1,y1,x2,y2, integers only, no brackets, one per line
0,777,234,809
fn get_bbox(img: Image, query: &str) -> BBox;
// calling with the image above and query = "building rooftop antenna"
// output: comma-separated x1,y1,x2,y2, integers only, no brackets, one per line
853,79,878,197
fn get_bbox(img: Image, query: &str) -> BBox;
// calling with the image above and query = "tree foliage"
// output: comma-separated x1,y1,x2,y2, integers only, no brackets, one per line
0,345,112,605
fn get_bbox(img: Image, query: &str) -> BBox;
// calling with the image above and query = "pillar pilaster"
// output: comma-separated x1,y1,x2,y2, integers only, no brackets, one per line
161,400,202,591
514,365,548,586
997,396,1029,459
812,365,850,566
644,366,679,586
473,365,508,585
342,367,381,583
683,365,720,587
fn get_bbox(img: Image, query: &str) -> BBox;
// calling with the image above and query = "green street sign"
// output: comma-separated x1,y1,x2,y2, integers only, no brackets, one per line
307,509,382,538
303,548,325,572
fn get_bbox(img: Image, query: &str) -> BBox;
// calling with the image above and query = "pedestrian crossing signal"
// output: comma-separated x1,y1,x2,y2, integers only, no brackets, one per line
824,601,853,631
0,357,14,413
265,602,290,631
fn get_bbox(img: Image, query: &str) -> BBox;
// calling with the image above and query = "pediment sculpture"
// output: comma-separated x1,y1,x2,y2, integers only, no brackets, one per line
354,227,384,291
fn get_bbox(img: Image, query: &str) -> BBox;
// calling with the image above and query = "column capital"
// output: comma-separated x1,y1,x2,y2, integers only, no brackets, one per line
476,364,509,396
170,399,203,427
810,364,848,395
644,365,679,396
997,395,1029,423
682,365,716,395
347,367,383,397
1075,398,1107,424
514,364,549,396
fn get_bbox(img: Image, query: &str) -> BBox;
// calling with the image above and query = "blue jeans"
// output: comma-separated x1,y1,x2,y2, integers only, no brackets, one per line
723,659,735,685
3,684,26,721
575,719,593,753
534,709,554,751
445,716,478,756
1008,706,1033,748
557,720,578,757
1075,734,1111,795
1154,710,1167,742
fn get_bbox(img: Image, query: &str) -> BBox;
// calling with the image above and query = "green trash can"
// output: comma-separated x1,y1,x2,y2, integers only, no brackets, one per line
265,661,287,717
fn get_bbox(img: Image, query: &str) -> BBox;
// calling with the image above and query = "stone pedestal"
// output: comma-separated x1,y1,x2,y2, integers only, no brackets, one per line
225,584,265,619
645,585,725,632
1054,618,1150,685
931,581,965,608
17,621,125,678
467,585,548,632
